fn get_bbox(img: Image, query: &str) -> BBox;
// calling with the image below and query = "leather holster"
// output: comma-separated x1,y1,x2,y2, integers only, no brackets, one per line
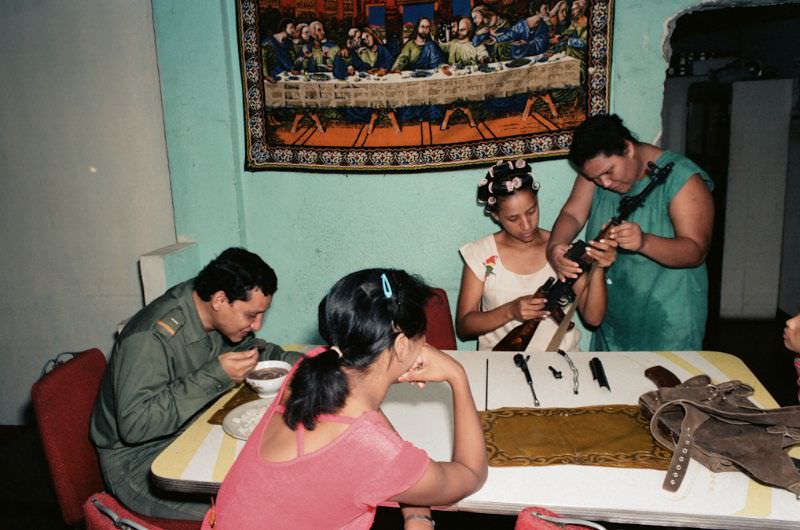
639,375,800,497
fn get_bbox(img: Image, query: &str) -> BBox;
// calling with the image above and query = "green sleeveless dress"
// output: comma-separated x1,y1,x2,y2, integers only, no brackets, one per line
585,151,713,351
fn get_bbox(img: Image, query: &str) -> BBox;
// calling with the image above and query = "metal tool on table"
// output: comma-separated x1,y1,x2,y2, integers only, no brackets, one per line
548,366,563,379
513,353,540,406
589,357,610,390
557,349,579,394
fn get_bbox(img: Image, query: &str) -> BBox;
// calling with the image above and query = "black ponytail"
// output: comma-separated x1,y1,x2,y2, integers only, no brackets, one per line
284,348,347,430
284,269,431,430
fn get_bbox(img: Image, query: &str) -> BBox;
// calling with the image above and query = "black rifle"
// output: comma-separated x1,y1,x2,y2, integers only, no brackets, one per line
493,161,674,351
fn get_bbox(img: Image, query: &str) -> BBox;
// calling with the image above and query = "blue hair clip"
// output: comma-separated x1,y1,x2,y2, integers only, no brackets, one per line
380,273,393,299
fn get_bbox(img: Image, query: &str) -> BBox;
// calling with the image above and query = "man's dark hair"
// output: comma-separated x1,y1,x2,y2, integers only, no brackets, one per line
278,17,295,34
528,0,549,14
568,114,639,170
194,247,277,302
413,17,432,41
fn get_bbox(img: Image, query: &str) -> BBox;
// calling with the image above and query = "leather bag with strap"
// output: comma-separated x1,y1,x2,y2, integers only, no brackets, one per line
639,374,800,497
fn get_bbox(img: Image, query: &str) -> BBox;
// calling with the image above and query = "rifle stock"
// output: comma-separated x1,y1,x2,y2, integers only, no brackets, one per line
491,161,674,352
492,278,554,351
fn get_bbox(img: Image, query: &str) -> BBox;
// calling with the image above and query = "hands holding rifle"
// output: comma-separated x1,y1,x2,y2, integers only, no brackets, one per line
507,294,550,323
549,222,620,281
606,221,644,253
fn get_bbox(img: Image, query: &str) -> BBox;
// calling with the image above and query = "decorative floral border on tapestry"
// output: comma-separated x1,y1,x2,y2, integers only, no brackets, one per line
236,0,613,172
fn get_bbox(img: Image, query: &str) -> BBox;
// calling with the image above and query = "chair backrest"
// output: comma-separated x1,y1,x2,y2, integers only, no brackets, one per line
424,288,457,350
84,492,162,530
32,348,107,526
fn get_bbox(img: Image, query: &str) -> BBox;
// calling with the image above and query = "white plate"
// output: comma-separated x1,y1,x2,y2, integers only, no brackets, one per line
222,397,274,440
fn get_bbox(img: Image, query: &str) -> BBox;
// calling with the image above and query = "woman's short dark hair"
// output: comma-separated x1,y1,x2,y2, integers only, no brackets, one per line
477,159,540,214
193,247,278,302
284,269,432,430
568,114,639,170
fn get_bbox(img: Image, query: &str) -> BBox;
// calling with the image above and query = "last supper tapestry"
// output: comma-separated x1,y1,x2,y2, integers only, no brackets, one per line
237,0,613,172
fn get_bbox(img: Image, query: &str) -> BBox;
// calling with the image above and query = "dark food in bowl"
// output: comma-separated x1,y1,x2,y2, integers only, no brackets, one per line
249,367,289,380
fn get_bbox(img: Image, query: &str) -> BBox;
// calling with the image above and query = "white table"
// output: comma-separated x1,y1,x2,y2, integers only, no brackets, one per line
151,350,800,529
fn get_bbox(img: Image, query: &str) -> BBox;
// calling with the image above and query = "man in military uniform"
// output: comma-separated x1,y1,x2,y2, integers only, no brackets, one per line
90,247,301,520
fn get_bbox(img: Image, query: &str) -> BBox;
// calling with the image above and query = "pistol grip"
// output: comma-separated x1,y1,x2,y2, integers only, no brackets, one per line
564,240,592,273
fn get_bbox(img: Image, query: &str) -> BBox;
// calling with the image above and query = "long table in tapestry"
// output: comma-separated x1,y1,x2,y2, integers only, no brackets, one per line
150,351,800,530
263,55,580,109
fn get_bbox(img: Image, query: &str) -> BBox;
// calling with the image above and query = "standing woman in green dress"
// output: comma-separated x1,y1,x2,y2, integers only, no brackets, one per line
547,114,715,351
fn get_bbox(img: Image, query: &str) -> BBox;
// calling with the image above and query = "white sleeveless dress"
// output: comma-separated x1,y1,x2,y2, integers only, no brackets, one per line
459,234,580,352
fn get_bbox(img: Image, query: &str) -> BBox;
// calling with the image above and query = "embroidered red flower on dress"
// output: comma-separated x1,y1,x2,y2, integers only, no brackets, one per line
484,255,498,277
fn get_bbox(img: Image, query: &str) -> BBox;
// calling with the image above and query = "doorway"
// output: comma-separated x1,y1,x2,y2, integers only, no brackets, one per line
661,2,800,404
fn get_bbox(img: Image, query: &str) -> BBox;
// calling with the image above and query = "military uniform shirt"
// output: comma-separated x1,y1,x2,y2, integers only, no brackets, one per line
89,280,299,518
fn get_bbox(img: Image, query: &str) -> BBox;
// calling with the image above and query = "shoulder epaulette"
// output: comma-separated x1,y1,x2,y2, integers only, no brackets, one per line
154,308,184,340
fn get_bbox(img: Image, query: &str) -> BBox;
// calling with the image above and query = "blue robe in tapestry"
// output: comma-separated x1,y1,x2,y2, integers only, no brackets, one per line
335,45,395,79
354,45,395,72
261,35,294,77
472,20,512,61
332,54,353,80
496,18,550,59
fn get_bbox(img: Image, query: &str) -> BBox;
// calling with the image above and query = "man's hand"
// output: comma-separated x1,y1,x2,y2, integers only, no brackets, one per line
219,348,259,383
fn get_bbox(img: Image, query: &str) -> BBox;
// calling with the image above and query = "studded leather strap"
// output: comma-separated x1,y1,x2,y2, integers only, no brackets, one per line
650,401,709,492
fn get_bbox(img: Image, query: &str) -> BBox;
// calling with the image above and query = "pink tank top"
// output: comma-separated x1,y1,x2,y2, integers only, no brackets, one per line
202,347,430,529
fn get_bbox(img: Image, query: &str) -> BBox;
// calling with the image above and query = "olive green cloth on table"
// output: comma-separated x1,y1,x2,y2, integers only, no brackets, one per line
208,385,262,425
481,405,672,469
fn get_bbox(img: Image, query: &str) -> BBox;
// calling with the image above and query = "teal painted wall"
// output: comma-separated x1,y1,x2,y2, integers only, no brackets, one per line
153,2,246,254
153,0,702,346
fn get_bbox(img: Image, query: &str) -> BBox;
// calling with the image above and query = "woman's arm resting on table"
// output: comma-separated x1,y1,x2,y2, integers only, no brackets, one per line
609,174,714,267
392,347,488,506
547,175,595,280
455,265,548,341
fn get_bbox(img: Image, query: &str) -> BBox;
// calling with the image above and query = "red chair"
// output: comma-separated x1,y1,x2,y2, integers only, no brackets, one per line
31,348,199,530
424,288,457,350
515,506,606,529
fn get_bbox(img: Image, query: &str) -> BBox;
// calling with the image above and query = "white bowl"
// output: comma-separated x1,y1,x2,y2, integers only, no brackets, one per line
245,360,291,397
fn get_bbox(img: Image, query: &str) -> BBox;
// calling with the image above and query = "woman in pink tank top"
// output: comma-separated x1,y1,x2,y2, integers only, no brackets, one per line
203,269,487,529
